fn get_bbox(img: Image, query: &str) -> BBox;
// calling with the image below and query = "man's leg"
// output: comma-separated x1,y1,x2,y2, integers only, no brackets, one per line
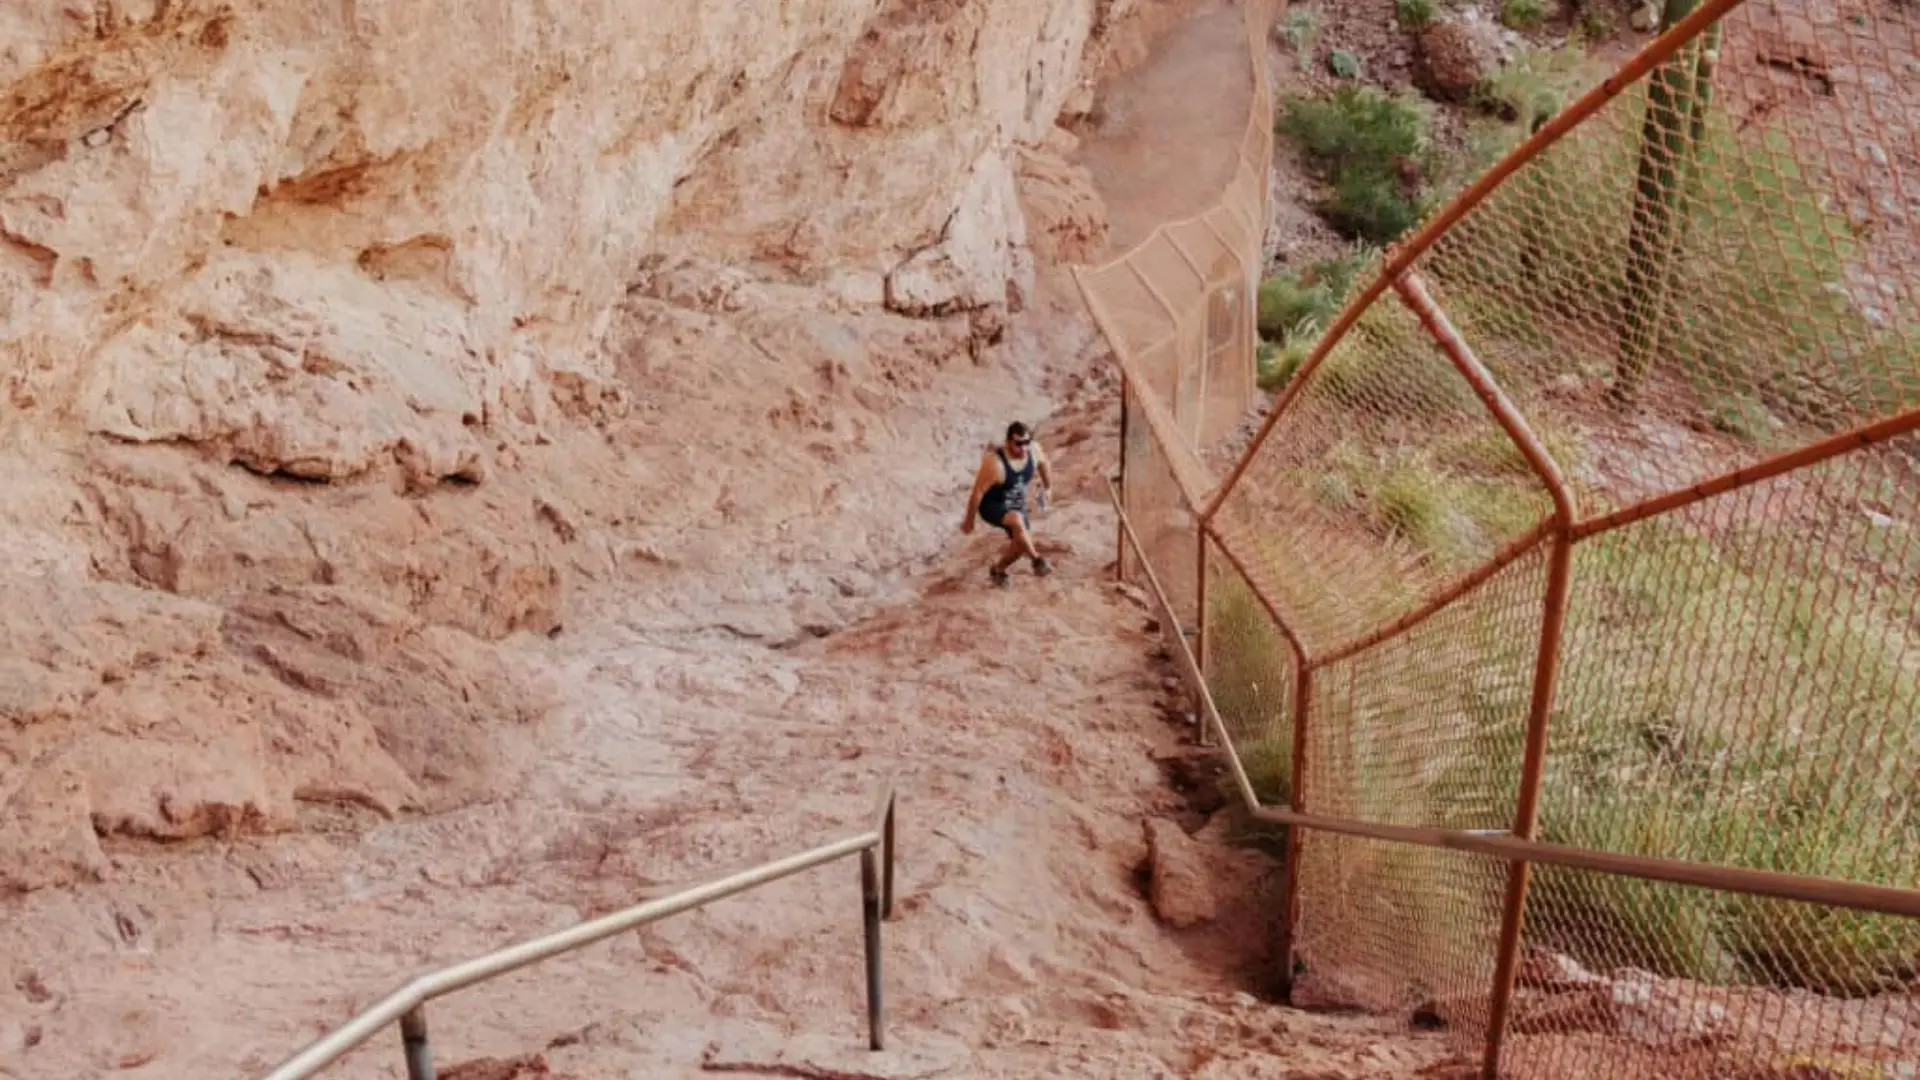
994,512,1042,573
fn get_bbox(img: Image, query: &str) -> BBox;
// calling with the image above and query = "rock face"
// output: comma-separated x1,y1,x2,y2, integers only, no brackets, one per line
1144,817,1219,928
1415,14,1503,103
0,0,1150,891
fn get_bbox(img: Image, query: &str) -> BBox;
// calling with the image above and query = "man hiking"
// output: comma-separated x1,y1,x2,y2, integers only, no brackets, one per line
960,421,1054,586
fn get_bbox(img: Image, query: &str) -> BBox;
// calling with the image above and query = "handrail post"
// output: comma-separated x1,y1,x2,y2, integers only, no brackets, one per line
1276,665,1313,997
860,849,886,1051
400,1006,434,1080
1194,529,1211,747
884,796,898,921
1115,381,1131,583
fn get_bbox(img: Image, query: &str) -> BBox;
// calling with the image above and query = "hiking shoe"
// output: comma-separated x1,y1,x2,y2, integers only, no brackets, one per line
1032,557,1053,577
990,566,1011,588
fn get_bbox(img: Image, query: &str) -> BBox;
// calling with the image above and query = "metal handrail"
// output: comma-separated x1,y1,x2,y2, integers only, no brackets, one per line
258,787,898,1080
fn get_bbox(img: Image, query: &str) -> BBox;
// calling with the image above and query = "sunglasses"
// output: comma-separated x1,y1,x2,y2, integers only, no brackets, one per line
1010,437,1031,447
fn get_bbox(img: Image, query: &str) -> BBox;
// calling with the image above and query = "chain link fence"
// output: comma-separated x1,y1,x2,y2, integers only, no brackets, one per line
1086,0,1920,1075
1074,0,1280,634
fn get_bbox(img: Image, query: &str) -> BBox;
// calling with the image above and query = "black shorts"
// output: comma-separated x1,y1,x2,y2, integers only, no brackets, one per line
978,497,1029,535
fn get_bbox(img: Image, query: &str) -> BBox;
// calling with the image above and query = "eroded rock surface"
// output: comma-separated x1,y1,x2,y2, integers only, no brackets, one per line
0,0,1164,889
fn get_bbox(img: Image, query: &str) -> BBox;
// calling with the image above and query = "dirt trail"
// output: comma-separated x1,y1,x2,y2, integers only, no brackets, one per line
0,5,1459,1079
1075,0,1256,253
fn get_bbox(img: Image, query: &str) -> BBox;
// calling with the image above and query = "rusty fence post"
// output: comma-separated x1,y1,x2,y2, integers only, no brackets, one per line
1276,665,1315,997
1480,533,1575,1079
1388,266,1581,1080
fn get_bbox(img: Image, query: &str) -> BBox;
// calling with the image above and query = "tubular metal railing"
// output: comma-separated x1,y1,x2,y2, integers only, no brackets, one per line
258,787,898,1080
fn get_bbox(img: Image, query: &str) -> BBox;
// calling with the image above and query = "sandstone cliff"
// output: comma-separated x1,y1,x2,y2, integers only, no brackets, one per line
0,0,1148,889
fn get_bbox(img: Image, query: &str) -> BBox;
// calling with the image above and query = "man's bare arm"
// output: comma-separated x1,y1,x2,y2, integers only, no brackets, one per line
960,452,999,529
1035,442,1054,496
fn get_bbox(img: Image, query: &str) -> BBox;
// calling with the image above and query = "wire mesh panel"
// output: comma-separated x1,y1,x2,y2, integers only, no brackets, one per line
1121,348,1201,623
1509,868,1920,1080
1293,833,1507,1052
1300,548,1545,835
1203,532,1296,804
1215,294,1557,656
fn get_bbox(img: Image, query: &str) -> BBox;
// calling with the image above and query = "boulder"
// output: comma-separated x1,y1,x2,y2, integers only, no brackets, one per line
1143,817,1218,928
1511,968,1735,1050
1416,15,1503,103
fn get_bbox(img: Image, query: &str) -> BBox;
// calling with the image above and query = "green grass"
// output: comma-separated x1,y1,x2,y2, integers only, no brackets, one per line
1255,250,1380,393
1281,88,1436,245
1206,573,1296,806
1397,0,1437,30
1258,274,1341,342
1353,450,1545,570
1311,304,1480,420
1500,0,1553,28
1258,340,1311,391
1577,4,1617,40
1258,251,1374,341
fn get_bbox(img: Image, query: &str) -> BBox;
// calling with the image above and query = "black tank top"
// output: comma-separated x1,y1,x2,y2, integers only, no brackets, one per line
991,448,1036,510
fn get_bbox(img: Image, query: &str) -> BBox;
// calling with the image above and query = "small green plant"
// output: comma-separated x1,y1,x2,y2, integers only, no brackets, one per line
1280,88,1435,244
1328,49,1363,78
1501,0,1552,28
1373,466,1448,542
1472,62,1563,129
1278,6,1323,67
1258,275,1336,341
1397,0,1437,29
1579,4,1617,39
1706,395,1779,442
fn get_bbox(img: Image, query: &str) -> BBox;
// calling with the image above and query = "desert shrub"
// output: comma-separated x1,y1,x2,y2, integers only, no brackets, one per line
1328,48,1362,78
1501,0,1552,28
1578,4,1617,39
1258,274,1339,341
1255,249,1380,390
1519,526,1920,991
1257,340,1311,391
1278,6,1323,68
1280,88,1435,244
1472,62,1564,129
1397,0,1437,30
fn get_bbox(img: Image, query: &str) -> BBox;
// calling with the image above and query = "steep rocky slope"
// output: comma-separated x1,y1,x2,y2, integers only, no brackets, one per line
0,0,1144,889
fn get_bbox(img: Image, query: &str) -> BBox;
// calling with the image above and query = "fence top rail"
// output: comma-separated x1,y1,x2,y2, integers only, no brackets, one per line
259,786,897,1080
